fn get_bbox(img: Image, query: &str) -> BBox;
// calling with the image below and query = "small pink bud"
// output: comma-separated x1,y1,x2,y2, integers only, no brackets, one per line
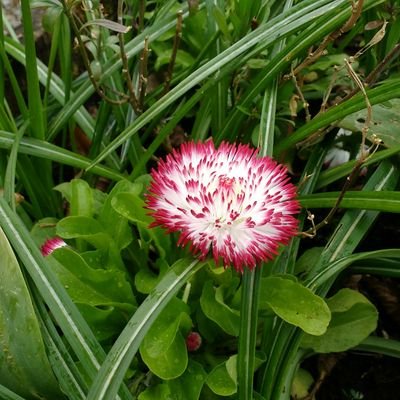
186,331,202,352
41,237,67,256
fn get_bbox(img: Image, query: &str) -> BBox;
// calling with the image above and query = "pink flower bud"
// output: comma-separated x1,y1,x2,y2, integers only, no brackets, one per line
41,237,67,256
186,331,202,352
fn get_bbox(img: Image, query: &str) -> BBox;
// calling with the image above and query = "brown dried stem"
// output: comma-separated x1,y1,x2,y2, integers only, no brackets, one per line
301,60,375,238
163,10,183,95
138,37,149,112
118,0,140,113
292,0,364,77
63,0,128,105
339,41,400,104
291,65,311,122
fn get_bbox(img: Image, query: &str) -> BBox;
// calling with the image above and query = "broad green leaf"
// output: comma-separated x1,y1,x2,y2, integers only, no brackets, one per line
54,180,107,218
51,247,135,306
294,247,324,275
78,304,130,342
206,354,262,396
98,181,141,250
49,247,136,340
154,49,195,71
167,360,207,400
140,332,188,380
138,384,170,400
57,215,104,237
259,276,331,335
206,356,237,396
70,179,94,218
140,298,191,356
0,227,62,399
112,191,171,259
200,280,240,336
111,192,151,225
290,368,314,399
135,259,169,294
339,99,400,148
0,199,134,399
301,288,378,352
56,216,111,249
140,298,191,379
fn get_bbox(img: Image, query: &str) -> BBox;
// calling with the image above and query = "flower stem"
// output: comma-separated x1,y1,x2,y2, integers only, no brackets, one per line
238,267,262,400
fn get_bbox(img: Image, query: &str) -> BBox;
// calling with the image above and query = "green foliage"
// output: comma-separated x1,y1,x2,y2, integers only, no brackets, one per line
0,227,62,399
301,288,378,353
139,298,191,379
259,276,331,335
1,0,400,399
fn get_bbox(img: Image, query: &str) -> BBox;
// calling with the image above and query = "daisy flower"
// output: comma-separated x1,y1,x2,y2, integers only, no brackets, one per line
145,140,300,272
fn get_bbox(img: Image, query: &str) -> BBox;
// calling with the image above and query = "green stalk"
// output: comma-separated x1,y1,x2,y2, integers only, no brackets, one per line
20,0,45,139
238,267,262,399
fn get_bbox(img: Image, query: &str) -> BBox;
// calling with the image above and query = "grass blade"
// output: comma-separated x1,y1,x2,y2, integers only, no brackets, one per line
299,191,400,213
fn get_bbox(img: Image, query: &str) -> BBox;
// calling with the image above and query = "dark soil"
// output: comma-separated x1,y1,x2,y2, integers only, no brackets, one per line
315,353,400,400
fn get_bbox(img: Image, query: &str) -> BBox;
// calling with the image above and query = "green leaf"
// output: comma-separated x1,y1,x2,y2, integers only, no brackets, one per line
89,0,354,169
49,247,136,340
206,355,237,396
290,368,314,399
299,191,400,213
140,297,191,357
167,360,207,400
0,227,62,399
200,280,240,336
140,298,191,379
339,98,400,148
56,216,111,249
141,333,188,380
98,181,141,250
301,288,378,352
112,191,171,259
294,247,324,275
138,384,171,400
259,276,331,335
70,179,95,217
275,79,400,154
0,198,134,399
206,354,265,397
0,131,124,182
135,259,169,294
111,192,151,225
51,247,136,308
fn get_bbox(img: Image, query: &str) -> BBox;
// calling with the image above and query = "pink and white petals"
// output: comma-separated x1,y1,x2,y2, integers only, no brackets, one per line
146,140,300,273
41,237,67,257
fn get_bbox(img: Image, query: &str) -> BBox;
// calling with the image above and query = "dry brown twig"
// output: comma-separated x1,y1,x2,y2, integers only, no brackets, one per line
291,0,365,77
300,58,382,238
163,10,183,95
118,0,141,113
